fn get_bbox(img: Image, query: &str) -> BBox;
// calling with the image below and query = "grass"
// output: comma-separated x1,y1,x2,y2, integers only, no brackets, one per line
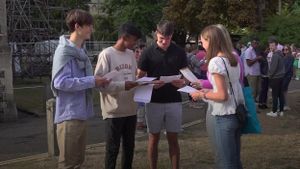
1,124,299,169
3,80,300,169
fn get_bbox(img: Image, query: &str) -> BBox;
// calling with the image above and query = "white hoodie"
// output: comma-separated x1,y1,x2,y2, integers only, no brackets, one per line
94,47,137,119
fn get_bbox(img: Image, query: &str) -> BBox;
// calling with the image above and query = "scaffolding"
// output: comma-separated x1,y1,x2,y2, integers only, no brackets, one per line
6,0,67,78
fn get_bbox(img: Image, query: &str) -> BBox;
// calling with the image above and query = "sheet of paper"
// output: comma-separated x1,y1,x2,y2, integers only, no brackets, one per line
136,77,157,85
180,67,199,83
177,85,198,93
134,84,154,103
160,75,181,83
103,70,121,80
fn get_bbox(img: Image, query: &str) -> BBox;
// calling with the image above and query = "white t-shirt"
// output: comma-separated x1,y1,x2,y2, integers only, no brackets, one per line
267,51,273,68
206,57,245,116
244,46,261,76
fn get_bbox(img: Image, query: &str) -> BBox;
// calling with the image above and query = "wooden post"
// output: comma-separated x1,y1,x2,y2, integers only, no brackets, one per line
46,98,58,157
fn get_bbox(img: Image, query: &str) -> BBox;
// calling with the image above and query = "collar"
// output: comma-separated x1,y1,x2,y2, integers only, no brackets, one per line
154,42,172,53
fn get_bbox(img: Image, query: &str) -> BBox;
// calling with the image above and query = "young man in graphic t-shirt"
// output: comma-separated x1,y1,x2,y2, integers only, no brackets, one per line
94,23,142,169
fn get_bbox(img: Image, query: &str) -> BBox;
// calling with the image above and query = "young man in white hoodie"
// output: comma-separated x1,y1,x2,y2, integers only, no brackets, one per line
94,22,142,169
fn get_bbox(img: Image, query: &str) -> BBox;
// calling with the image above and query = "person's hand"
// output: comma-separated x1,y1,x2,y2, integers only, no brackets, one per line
125,81,138,90
152,80,165,89
189,90,204,101
190,81,202,89
95,76,111,87
171,79,186,88
256,55,263,61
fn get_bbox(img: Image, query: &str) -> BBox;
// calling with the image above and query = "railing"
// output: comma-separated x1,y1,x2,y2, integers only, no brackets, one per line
11,41,115,78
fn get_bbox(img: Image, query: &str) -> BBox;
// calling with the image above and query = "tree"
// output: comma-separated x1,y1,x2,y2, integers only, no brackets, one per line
94,0,167,41
257,1,300,46
227,0,257,28
196,0,225,26
163,0,204,45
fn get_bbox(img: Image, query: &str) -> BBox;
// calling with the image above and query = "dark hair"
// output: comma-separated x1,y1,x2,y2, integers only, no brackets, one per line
268,36,278,44
134,42,146,51
118,22,142,39
156,20,174,36
66,9,93,32
283,45,291,53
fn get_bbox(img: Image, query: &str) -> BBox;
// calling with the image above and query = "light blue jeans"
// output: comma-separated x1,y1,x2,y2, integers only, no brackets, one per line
206,112,243,169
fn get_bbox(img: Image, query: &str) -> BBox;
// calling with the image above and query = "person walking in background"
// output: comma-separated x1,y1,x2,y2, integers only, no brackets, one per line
282,45,294,111
51,9,110,169
266,39,285,117
186,43,203,79
258,47,270,109
244,38,262,101
134,42,147,130
137,20,187,169
294,53,300,80
190,24,244,169
134,42,146,62
94,22,142,169
196,45,208,79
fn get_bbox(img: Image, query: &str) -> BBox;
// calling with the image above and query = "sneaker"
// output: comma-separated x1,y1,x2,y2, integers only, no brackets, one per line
283,106,291,111
266,111,278,117
278,111,284,116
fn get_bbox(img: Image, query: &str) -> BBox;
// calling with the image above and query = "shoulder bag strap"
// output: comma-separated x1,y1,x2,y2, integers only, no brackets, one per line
220,57,238,107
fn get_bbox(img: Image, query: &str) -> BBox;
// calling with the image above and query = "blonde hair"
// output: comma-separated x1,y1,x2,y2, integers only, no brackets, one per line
200,24,237,66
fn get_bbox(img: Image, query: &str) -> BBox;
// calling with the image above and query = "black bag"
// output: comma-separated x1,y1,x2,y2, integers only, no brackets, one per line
220,57,248,128
235,104,247,127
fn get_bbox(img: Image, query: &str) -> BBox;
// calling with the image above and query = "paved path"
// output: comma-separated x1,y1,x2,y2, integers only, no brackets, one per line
0,93,206,161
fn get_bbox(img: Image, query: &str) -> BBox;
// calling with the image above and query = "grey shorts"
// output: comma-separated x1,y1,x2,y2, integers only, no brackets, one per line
145,102,182,133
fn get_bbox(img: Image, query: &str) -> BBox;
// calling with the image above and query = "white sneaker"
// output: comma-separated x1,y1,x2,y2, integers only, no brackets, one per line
278,111,284,116
284,106,291,111
266,111,278,117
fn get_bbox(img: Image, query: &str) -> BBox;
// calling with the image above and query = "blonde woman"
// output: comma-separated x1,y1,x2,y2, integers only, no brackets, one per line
190,25,244,169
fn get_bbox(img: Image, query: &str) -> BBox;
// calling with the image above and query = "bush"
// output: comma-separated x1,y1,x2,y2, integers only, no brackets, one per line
260,15,300,46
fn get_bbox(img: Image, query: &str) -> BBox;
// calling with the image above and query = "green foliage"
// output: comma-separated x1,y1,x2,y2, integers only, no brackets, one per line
227,0,257,28
291,0,300,15
255,0,300,47
93,0,166,41
92,0,300,44
257,14,300,46
196,0,224,26
93,15,117,40
163,0,204,45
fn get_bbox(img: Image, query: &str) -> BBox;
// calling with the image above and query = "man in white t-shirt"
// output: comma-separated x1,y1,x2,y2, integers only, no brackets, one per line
244,38,262,101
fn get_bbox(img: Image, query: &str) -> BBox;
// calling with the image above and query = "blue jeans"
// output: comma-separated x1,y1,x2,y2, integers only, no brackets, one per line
206,112,243,169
